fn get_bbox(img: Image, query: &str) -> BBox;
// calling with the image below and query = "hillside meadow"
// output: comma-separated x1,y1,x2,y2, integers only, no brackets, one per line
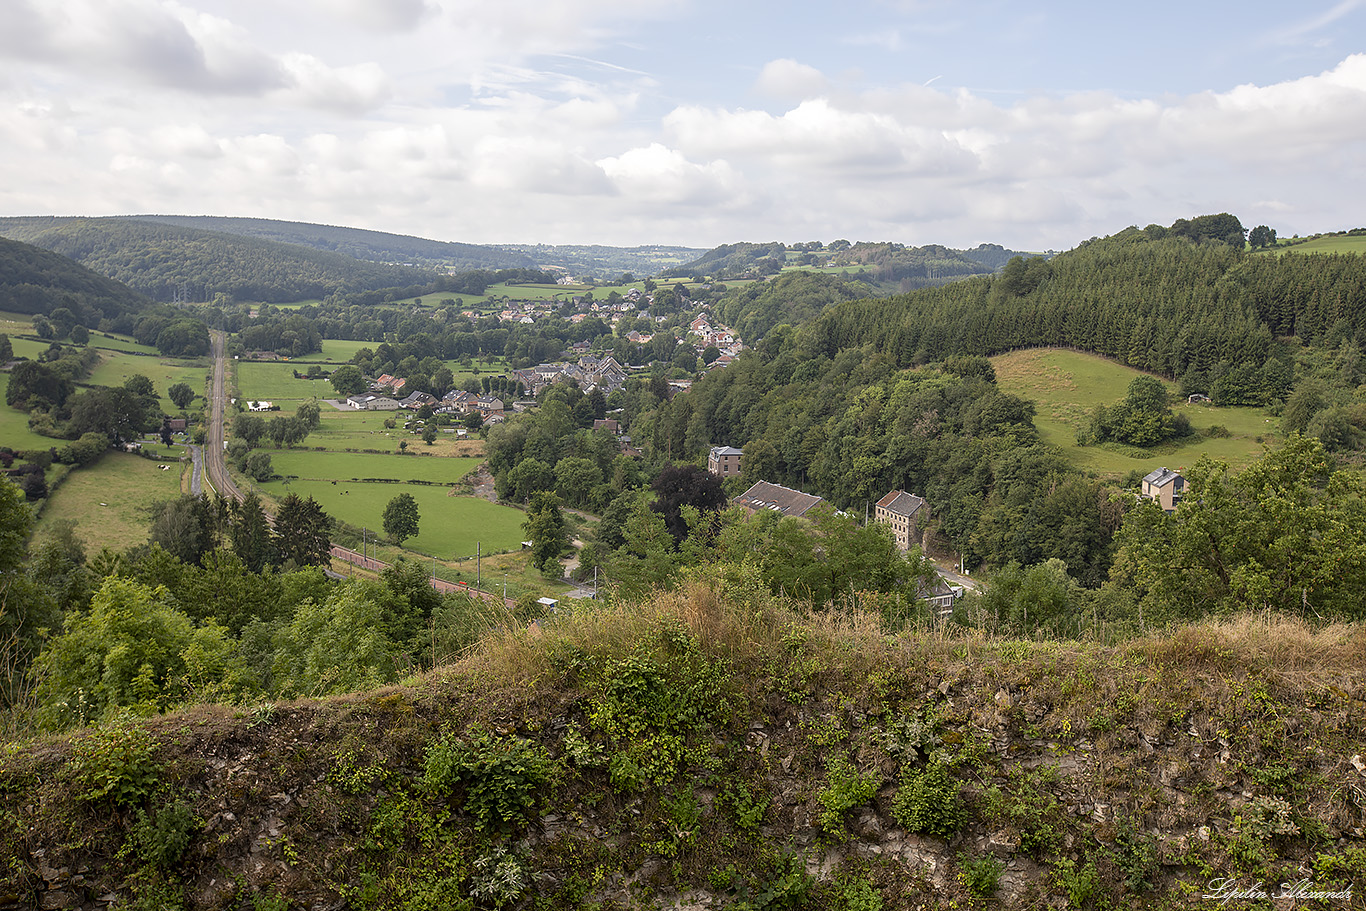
31,449,188,552
1269,233,1366,255
85,349,212,399
993,348,1275,476
255,475,525,558
0,375,68,452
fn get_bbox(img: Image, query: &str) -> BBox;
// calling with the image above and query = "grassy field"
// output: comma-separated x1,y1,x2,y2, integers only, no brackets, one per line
1268,234,1366,256
6,336,50,361
235,355,516,405
234,361,332,403
0,377,65,451
993,348,1276,477
0,312,35,335
257,476,525,558
32,450,188,553
235,406,485,457
266,450,481,484
90,333,161,355
86,349,212,399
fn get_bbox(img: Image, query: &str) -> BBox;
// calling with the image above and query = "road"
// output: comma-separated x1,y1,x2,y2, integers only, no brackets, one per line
204,329,242,503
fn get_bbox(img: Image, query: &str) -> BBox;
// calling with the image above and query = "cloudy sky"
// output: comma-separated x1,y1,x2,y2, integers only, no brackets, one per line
2,0,1364,252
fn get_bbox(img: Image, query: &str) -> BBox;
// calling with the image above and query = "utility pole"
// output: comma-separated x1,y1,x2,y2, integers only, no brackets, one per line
476,541,481,588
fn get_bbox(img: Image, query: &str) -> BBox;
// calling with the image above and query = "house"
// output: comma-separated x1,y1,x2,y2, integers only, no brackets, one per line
1142,467,1186,512
918,575,962,615
374,374,407,394
593,419,620,434
476,396,505,417
874,489,929,553
708,445,743,479
165,418,188,433
734,481,825,519
246,400,273,412
442,390,478,413
399,391,438,410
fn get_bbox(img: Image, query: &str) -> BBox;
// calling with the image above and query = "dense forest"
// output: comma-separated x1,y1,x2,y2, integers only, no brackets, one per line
807,223,1366,395
130,215,538,272
0,235,152,320
0,217,439,303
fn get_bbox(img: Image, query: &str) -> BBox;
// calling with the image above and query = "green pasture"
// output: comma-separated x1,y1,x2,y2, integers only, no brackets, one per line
993,348,1275,476
86,350,212,399
1268,235,1366,256
257,477,525,558
0,311,35,335
0,377,63,451
234,361,333,403
242,407,485,458
90,333,160,355
6,336,49,361
266,449,480,484
33,450,188,554
235,353,516,405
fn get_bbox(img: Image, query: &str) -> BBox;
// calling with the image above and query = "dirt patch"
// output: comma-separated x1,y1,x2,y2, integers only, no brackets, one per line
470,464,497,502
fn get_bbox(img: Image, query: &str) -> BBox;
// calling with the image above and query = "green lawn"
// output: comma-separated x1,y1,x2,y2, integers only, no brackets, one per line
33,450,188,554
257,477,525,558
994,348,1276,476
266,449,481,484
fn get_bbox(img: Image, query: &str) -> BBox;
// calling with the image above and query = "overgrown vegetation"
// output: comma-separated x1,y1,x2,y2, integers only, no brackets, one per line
1,582,1361,908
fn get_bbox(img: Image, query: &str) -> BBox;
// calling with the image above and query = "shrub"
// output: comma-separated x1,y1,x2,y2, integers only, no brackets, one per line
891,759,965,838
68,720,161,809
125,800,200,871
818,754,880,839
958,852,1004,898
423,728,553,833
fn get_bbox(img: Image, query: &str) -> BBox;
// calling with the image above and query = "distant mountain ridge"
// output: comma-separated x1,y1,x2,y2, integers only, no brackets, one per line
0,217,441,304
128,215,539,272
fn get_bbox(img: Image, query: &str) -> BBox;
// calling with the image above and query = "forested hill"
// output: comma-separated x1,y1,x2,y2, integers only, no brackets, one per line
807,224,1366,384
0,217,440,304
0,235,151,319
128,215,538,272
665,240,1030,291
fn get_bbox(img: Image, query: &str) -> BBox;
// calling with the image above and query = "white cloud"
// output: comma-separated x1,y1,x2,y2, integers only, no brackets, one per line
597,144,743,206
280,55,392,113
315,0,435,32
755,59,829,100
1,1,1364,250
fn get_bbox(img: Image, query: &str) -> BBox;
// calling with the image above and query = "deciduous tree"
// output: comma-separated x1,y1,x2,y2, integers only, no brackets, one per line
383,493,421,545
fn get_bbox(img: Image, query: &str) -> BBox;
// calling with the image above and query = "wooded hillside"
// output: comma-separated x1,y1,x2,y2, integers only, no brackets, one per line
0,217,439,303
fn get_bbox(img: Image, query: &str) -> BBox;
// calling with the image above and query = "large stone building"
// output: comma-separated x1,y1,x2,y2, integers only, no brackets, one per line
874,489,929,553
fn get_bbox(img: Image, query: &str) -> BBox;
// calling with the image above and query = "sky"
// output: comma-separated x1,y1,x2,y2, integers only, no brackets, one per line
2,0,1365,253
